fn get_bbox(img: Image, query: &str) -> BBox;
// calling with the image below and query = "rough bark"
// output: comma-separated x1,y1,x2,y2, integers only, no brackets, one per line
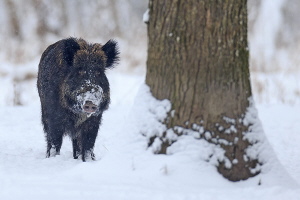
146,0,259,181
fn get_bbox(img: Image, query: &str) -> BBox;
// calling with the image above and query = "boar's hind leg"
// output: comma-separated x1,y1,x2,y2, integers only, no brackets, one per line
72,139,80,159
45,127,63,158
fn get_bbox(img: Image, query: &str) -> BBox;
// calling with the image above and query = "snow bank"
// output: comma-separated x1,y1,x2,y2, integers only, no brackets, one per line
130,84,298,186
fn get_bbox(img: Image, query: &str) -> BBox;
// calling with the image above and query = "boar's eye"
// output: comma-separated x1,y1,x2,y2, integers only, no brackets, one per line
95,71,101,76
78,69,86,76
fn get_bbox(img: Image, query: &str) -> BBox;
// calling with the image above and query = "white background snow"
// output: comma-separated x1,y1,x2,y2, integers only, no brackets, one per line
1,0,300,199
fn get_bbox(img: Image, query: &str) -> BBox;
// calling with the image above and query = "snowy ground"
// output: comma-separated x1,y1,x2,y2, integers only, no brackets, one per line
0,71,300,200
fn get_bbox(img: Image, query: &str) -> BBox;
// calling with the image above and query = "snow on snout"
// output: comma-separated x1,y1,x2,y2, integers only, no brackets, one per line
76,82,104,109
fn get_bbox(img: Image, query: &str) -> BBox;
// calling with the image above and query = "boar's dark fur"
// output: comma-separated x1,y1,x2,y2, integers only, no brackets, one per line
37,37,119,161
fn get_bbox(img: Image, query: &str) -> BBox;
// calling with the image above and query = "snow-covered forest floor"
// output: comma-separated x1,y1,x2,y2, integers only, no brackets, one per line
0,70,300,199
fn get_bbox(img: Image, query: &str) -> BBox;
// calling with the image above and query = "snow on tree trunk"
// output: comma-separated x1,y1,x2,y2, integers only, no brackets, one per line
145,0,261,181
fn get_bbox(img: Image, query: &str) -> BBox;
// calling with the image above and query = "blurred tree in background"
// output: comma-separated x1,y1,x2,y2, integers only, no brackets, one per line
0,0,147,64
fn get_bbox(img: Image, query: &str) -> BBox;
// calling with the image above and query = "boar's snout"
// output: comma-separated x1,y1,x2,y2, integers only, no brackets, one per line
83,101,98,113
74,83,104,115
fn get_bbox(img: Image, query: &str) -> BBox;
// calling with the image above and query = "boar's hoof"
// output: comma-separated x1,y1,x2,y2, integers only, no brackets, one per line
81,151,96,162
46,146,60,158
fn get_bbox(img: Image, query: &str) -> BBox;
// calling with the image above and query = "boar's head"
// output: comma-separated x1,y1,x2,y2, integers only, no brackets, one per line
60,38,119,117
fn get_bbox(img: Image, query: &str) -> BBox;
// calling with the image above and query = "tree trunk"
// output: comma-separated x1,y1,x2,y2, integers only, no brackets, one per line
146,0,259,181
6,0,21,40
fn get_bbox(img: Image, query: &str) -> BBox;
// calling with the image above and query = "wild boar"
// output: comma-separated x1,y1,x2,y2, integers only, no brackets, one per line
37,37,119,161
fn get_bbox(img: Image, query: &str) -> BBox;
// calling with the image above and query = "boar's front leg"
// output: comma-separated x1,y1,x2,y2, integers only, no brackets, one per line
80,117,101,162
46,125,64,158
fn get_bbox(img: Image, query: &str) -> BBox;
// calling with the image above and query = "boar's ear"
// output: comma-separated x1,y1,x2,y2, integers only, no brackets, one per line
63,38,80,66
102,40,119,69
